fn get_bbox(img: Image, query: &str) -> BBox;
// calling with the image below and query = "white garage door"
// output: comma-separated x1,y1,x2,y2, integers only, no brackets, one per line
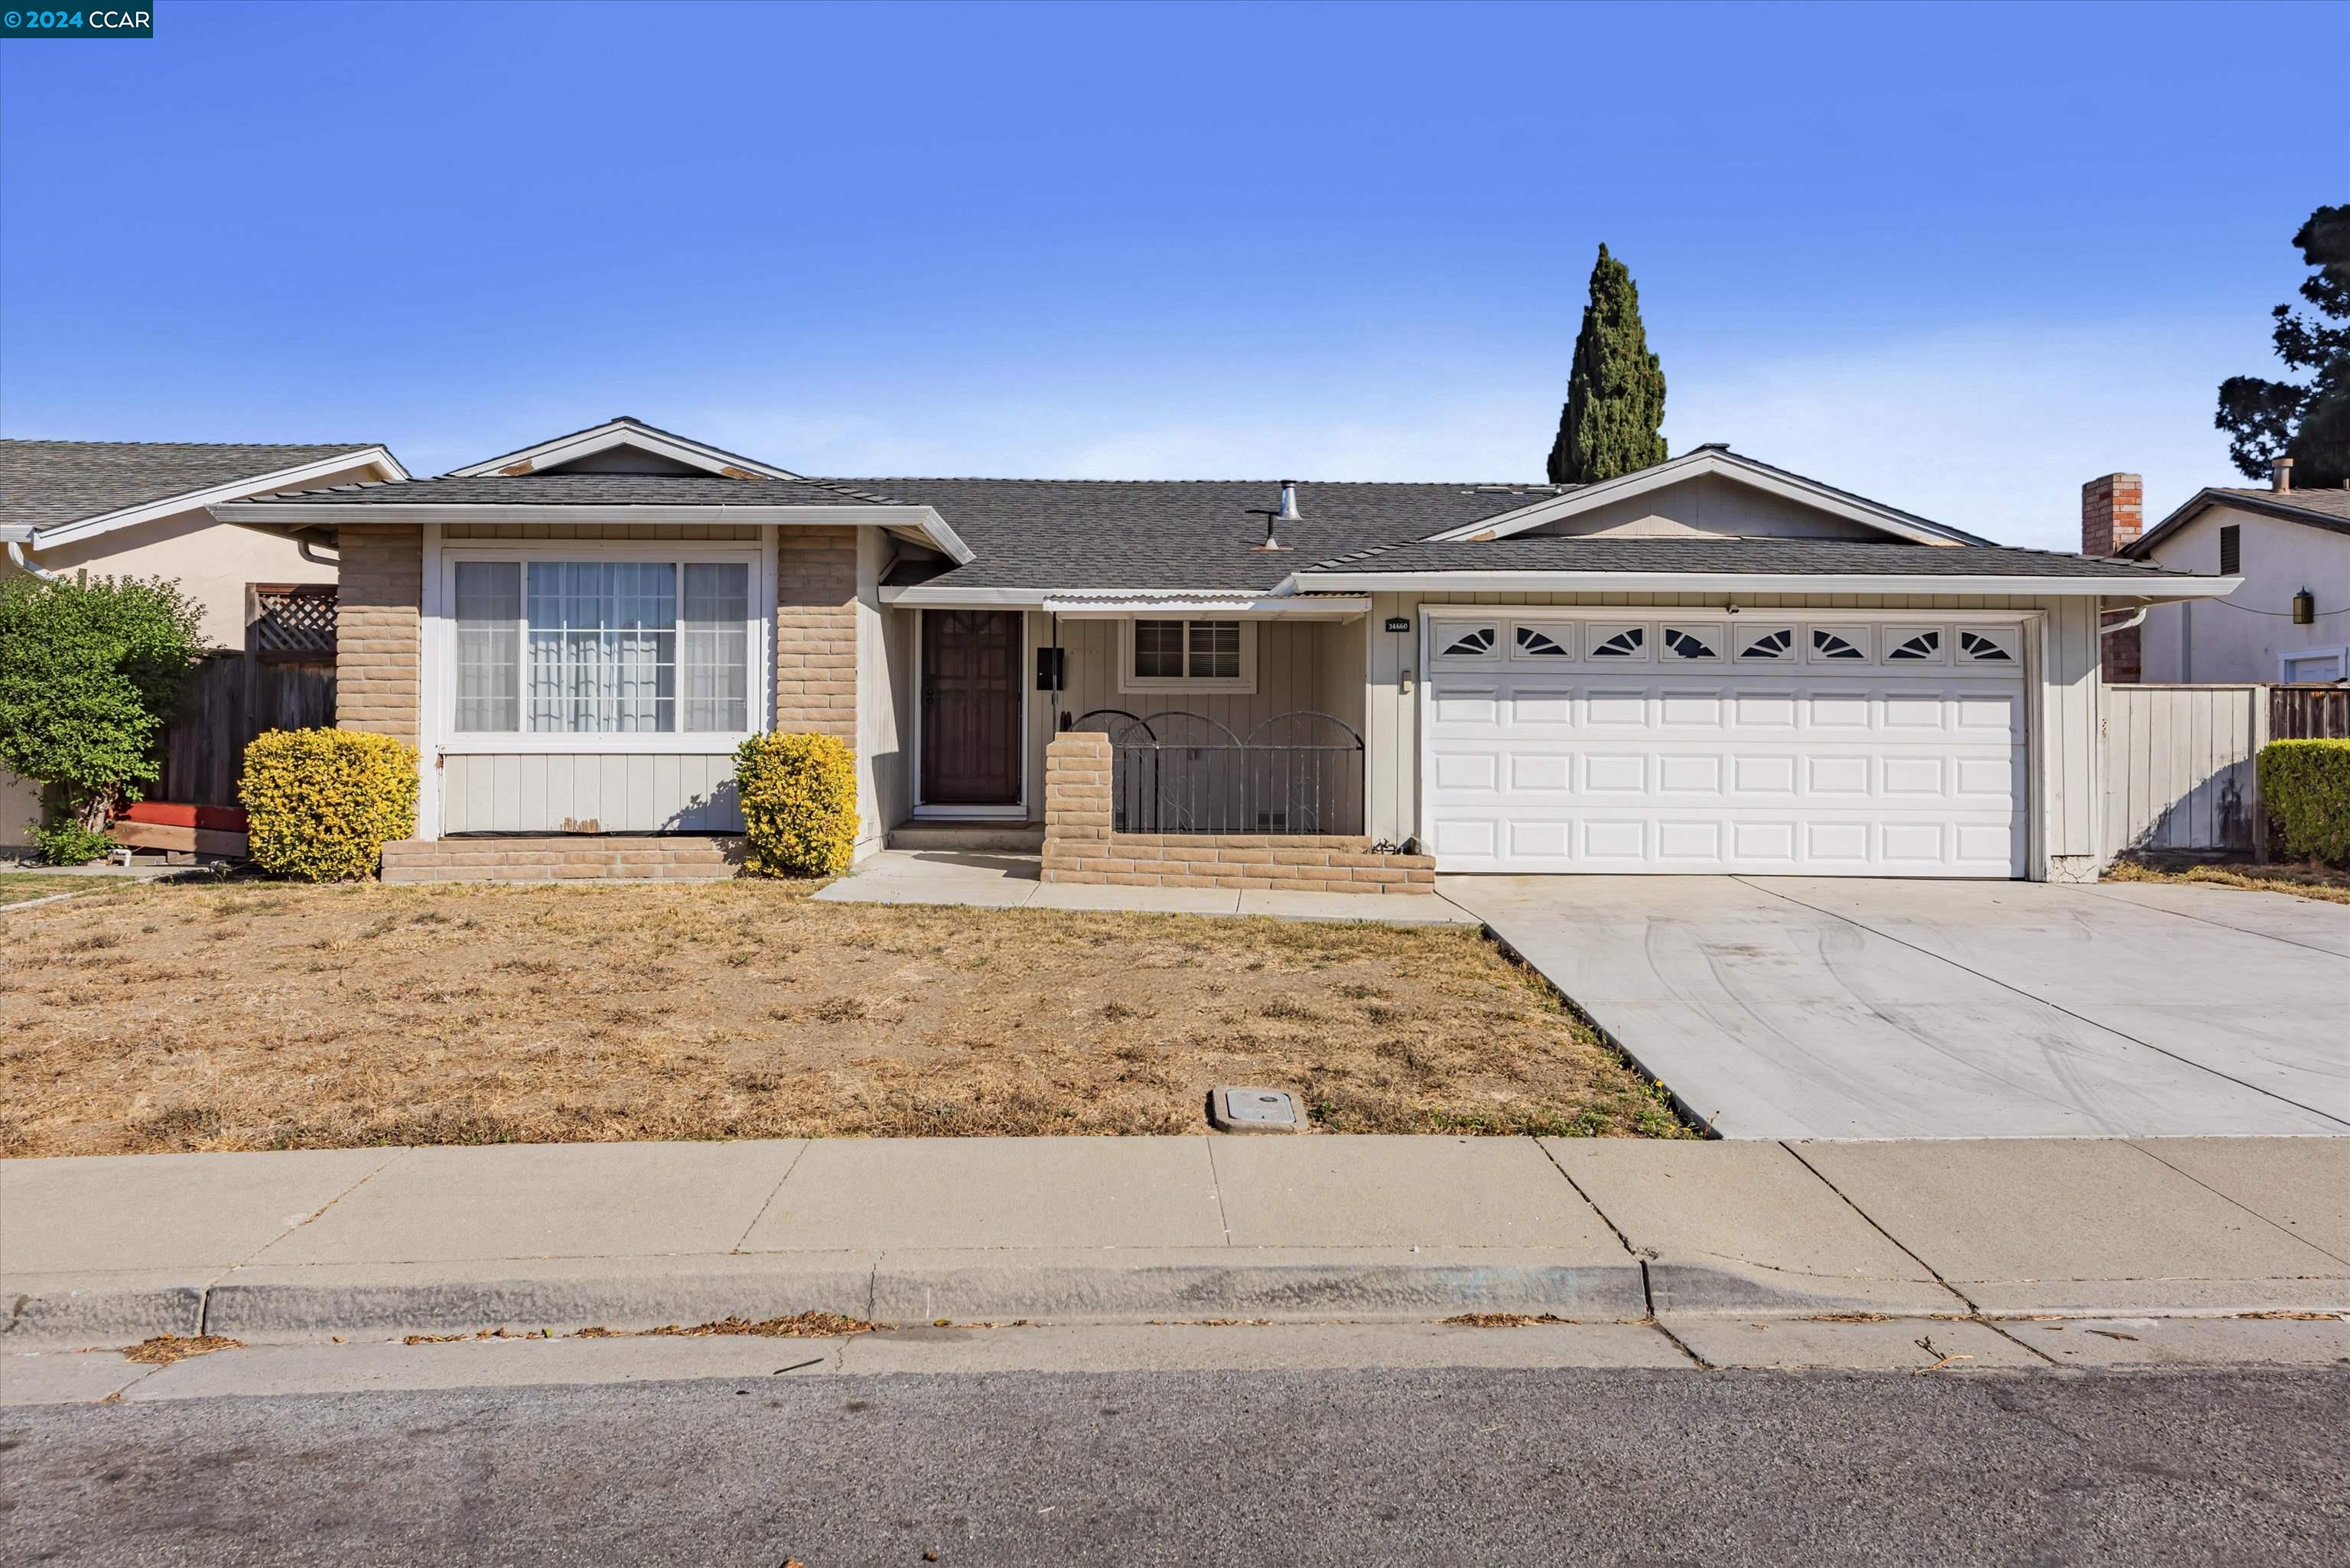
1424,614,2027,877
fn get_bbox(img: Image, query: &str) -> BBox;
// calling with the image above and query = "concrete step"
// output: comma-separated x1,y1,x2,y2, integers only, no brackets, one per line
887,821,1046,853
380,837,745,883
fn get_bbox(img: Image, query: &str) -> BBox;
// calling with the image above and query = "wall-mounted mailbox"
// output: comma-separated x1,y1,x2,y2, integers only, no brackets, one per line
1035,646,1065,691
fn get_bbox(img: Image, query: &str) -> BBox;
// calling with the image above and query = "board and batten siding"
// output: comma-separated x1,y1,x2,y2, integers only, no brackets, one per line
2101,685,2265,857
1362,591,2107,881
439,753,744,834
1027,615,1369,821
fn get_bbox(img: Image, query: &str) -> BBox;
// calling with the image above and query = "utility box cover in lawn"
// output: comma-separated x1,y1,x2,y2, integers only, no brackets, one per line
1210,1086,1301,1133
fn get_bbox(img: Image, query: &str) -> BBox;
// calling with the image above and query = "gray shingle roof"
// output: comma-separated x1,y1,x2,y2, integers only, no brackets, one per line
1297,538,2205,580
834,478,1573,591
0,439,381,532
241,473,901,508
2208,485,2350,522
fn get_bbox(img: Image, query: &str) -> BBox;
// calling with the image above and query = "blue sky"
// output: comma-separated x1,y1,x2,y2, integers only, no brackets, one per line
2,1,2343,548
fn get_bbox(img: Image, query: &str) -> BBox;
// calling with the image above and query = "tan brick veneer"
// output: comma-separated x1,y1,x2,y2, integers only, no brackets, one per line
334,525,422,743
776,527,857,738
1041,732,1436,894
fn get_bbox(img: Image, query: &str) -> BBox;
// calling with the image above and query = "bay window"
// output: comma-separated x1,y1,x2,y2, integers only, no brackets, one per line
448,555,760,740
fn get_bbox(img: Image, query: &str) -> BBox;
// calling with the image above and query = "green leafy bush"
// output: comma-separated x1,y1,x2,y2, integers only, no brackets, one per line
735,732,858,877
32,821,116,867
2259,738,2350,865
240,728,419,882
0,573,204,835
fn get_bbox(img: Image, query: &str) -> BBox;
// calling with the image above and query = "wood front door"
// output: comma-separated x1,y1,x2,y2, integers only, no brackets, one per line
921,610,1024,806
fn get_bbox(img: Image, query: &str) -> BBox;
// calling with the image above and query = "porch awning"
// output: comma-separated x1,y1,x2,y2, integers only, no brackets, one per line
879,586,1370,618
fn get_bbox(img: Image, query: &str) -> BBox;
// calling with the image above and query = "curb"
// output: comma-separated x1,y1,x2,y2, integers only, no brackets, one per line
5,1252,1654,1345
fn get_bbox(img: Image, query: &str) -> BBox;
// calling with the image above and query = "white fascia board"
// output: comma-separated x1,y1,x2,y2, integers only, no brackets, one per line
1418,451,1963,547
1288,569,2244,600
450,419,802,480
207,501,973,565
881,586,1046,607
33,447,409,548
1043,594,1370,620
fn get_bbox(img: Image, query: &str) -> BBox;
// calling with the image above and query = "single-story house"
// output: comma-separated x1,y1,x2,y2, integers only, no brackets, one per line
2108,459,2349,685
2,438,407,843
214,416,2238,883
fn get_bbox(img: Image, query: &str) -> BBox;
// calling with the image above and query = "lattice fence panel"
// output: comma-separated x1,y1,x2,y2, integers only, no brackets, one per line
250,584,337,659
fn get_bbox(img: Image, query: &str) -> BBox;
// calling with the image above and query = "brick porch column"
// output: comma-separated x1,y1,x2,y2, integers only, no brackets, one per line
334,525,421,744
774,527,858,738
1041,730,1112,881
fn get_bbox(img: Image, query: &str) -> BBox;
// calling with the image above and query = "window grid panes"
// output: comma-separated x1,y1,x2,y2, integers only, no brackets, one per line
1133,620,1243,682
454,559,753,736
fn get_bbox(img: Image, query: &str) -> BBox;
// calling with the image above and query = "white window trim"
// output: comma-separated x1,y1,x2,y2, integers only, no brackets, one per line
430,540,773,756
1117,616,1259,694
2279,644,2348,683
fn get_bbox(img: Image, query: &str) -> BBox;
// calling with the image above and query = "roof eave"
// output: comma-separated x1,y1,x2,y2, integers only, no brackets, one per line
1285,568,2241,600
28,446,408,548
209,499,974,566
2124,488,2350,557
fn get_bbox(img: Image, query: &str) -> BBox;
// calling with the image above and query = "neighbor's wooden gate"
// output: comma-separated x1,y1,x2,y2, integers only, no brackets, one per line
158,585,337,808
2102,683,2350,860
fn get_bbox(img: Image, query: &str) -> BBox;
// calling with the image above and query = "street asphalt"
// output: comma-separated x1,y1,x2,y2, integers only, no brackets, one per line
5,1365,2344,1566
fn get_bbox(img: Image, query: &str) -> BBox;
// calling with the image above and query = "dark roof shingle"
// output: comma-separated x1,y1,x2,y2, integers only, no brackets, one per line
0,439,381,532
239,473,899,508
824,478,1572,591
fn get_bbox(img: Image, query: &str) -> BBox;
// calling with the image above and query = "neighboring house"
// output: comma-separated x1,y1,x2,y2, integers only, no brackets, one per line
216,417,2233,882
2101,459,2350,685
1,438,408,843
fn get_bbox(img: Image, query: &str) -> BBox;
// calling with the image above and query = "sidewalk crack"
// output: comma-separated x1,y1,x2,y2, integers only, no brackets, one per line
2125,1140,2350,1269
732,1140,815,1254
1532,1138,1641,1261
1777,1140,1977,1314
1203,1138,1233,1246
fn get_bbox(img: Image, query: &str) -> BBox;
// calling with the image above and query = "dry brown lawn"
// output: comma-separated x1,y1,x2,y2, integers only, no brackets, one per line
2104,855,2350,906
1,880,1688,1157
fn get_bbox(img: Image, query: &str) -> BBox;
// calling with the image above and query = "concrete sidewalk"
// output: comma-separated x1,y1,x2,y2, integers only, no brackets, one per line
3,1135,2343,1347
815,849,1481,924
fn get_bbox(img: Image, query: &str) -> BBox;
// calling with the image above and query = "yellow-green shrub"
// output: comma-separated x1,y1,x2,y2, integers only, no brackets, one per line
735,732,857,877
240,727,419,882
2260,737,2350,866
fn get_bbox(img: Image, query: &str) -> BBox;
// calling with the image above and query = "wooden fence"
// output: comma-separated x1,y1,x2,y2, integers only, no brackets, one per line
157,585,337,808
2102,683,2348,860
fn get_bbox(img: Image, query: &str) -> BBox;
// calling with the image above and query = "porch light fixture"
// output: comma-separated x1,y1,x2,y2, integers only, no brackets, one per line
2293,588,2315,626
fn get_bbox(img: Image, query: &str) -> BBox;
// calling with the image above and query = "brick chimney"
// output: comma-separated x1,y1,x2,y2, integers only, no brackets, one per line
2083,473,2144,684
2081,473,2143,557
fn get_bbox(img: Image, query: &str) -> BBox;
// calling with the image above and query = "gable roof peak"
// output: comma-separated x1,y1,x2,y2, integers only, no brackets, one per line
448,415,802,481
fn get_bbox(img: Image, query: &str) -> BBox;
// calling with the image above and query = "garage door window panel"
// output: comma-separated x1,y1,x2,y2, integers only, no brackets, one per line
1808,626,1870,662
1588,623,1649,659
1738,626,1797,661
1662,624,1723,661
1512,624,1571,659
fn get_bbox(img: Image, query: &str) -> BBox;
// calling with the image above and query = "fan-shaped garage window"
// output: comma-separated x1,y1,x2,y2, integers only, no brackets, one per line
1738,627,1795,660
1440,626,1497,657
1662,626,1720,661
1590,626,1645,658
1959,629,2016,663
1887,629,1942,661
1811,627,1867,661
1514,625,1568,658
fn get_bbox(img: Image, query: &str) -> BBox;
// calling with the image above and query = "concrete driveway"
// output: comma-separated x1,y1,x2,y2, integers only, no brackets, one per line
1440,875,2350,1140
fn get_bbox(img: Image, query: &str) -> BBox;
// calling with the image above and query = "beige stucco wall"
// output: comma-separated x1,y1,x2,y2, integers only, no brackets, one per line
1358,590,2107,882
1,457,394,649
2137,504,2350,683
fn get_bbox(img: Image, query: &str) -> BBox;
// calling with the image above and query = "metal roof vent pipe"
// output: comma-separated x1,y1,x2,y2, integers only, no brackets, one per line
2272,455,2295,493
1255,480,1300,551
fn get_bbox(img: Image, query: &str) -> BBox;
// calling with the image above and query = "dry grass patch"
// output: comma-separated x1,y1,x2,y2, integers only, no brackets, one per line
2104,855,2350,906
0,880,1688,1157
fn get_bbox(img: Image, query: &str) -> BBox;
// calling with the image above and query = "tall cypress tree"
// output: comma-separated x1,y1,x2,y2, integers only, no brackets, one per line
1547,244,1668,484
